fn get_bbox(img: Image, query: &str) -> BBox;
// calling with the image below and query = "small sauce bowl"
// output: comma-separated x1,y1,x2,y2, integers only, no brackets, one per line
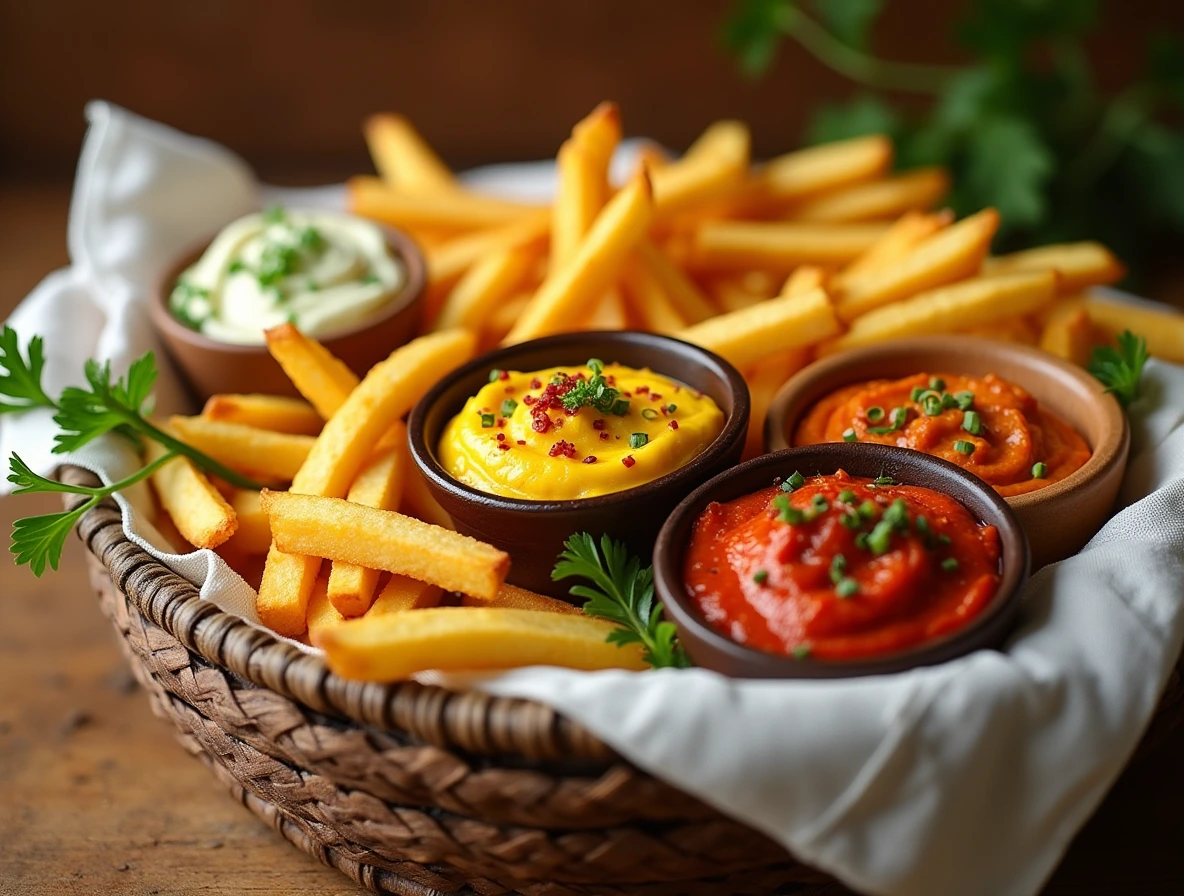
149,222,426,401
653,443,1030,679
407,331,750,597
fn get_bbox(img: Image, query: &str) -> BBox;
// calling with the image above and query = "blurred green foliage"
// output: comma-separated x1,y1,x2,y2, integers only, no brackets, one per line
723,0,1184,284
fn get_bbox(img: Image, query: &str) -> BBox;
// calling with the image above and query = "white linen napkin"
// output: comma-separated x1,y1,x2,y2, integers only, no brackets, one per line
3,102,1182,896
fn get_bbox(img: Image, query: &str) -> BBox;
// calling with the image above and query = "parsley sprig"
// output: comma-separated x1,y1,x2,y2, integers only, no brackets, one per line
560,359,630,416
553,533,690,669
1088,330,1149,407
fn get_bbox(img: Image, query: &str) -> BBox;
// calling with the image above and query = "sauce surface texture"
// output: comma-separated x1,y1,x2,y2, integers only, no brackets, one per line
439,361,724,501
684,471,1001,660
795,373,1089,496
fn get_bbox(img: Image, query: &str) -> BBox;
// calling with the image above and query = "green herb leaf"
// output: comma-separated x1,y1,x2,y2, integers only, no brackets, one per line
721,0,793,78
0,326,54,414
808,93,902,145
1088,330,1148,407
816,0,884,50
966,115,1055,232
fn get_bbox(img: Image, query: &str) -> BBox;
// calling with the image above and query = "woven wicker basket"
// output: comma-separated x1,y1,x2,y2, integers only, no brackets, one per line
63,465,1184,896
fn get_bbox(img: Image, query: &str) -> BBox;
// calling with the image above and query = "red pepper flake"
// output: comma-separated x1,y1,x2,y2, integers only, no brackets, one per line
622,455,636,468
522,394,537,406
532,415,551,434
592,418,606,430
622,391,632,398
496,417,507,428
673,385,682,393
548,439,577,458
606,375,616,385
498,442,511,451
530,377,542,389
650,393,663,401
582,455,597,464
496,432,506,441
669,419,679,430
503,386,515,394
498,369,510,381
599,431,610,441
517,439,526,445
636,385,650,394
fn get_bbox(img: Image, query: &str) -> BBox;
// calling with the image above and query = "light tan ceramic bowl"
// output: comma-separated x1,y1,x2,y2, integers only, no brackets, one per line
765,336,1129,568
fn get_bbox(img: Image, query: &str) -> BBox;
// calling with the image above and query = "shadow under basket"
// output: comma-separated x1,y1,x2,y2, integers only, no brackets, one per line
63,465,1184,896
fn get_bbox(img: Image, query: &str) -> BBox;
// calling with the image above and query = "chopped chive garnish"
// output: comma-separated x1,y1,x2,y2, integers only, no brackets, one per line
480,413,495,428
921,394,943,416
855,532,870,550
938,533,952,546
942,557,959,572
840,510,862,530
611,399,630,416
882,498,909,528
867,425,898,435
829,554,847,584
843,428,858,442
954,391,975,411
890,406,909,429
488,369,503,383
786,471,806,491
962,411,982,435
773,494,805,525
641,407,659,420
1032,461,1048,479
915,515,930,535
629,432,649,449
867,520,895,555
501,399,518,417
837,489,856,504
836,577,860,598
929,376,946,392
953,439,976,455
874,475,896,486
587,358,604,375
858,500,877,520
910,386,925,402
753,569,769,585
666,403,677,413
866,406,885,422
811,494,829,513
792,644,812,659
941,392,958,410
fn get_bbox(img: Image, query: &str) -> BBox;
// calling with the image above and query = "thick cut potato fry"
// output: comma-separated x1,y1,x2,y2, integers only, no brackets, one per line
984,241,1125,294
462,583,583,615
709,277,765,313
505,172,654,343
308,574,443,643
782,265,828,296
482,292,531,346
552,103,621,268
620,257,689,333
762,135,893,201
225,488,272,554
262,491,509,601
317,607,646,681
827,270,1058,353
1085,297,1184,363
742,349,808,461
363,114,455,192
425,210,551,288
1039,297,1095,365
145,435,237,549
635,239,716,324
650,120,749,220
168,416,315,481
201,393,323,436
691,220,889,273
964,316,1039,344
832,208,999,323
790,167,950,223
327,434,409,617
348,176,540,231
836,209,954,281
433,246,535,332
585,288,629,330
264,324,360,419
678,287,840,370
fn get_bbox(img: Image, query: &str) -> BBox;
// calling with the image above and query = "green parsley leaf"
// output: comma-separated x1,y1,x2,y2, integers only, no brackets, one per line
0,326,54,414
1088,330,1149,407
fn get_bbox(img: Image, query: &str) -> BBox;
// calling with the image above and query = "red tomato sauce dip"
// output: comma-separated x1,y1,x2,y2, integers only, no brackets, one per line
684,471,1001,660
795,373,1090,497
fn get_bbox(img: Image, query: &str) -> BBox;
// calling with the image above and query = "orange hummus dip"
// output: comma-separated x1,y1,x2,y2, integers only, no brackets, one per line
795,373,1090,496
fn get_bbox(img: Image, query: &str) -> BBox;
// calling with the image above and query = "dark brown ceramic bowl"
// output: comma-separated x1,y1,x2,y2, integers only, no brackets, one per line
407,331,750,597
653,443,1030,679
149,220,426,401
765,336,1129,569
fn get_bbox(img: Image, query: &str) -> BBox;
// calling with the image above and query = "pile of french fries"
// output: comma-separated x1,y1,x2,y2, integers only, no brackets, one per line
144,103,1184,682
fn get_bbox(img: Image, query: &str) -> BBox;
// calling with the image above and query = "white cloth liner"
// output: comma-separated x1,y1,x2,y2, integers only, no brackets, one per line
3,102,1182,896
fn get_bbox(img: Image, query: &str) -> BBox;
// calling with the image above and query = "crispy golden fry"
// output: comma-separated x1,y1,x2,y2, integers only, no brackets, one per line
224,488,272,554
836,209,954,281
1038,297,1095,365
167,416,315,481
635,239,717,324
145,433,237,550
425,209,551,288
317,607,646,681
305,576,342,641
402,465,456,530
363,113,455,192
650,120,749,220
201,393,323,436
326,432,409,617
552,102,621,268
585,288,629,330
826,270,1058,353
433,246,535,332
1085,296,1184,363
370,575,444,615
264,323,360,418
984,241,1125,294
505,171,654,343
257,330,475,636
761,134,893,202
790,167,950,223
964,316,1040,344
708,276,765,313
690,220,890,273
620,256,689,332
461,582,583,615
481,292,531,346
781,264,828,295
832,208,999,323
262,491,510,601
348,176,540,231
742,349,808,461
632,141,671,176
679,287,840,370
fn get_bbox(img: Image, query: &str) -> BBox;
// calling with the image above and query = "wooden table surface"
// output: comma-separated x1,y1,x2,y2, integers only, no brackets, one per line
1,185,1181,896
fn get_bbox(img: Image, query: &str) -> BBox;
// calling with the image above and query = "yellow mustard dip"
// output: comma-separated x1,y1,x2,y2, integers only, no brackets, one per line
439,361,724,500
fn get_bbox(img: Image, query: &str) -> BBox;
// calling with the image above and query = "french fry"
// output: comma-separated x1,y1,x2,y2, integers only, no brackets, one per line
761,134,893,202
317,607,647,681
201,393,323,436
305,576,342,642
425,209,551,288
826,270,1058,353
552,102,621,269
363,113,455,193
1039,297,1096,365
984,241,1125,294
433,246,536,332
635,239,717,324
327,430,409,617
620,257,689,333
650,120,749,220
1085,296,1184,363
369,574,445,615
790,167,950,223
144,434,237,550
167,416,316,481
261,491,510,601
348,176,539,231
225,488,272,554
482,292,531,346
836,209,954,281
264,323,360,418
402,465,456,530
678,287,840,370
505,171,654,343
742,349,808,461
461,582,583,615
690,220,890,273
963,316,1039,344
257,329,476,636
585,288,629,330
781,264,828,295
708,276,765,313
831,208,999,323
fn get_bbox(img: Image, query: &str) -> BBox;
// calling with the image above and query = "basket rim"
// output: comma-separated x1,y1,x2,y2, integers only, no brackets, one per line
61,464,618,763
